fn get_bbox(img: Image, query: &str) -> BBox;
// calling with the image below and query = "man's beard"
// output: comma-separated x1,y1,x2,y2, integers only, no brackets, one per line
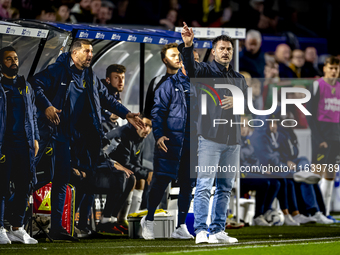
2,64,18,77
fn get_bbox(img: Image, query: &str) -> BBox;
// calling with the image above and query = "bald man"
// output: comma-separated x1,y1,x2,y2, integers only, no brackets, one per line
239,30,265,78
275,44,295,78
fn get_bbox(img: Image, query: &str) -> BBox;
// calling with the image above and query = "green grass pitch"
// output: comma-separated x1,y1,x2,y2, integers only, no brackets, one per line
1,224,340,255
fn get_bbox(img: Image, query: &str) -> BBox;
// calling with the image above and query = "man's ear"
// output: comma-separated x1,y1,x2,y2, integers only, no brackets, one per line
162,58,167,65
106,77,110,84
212,48,216,57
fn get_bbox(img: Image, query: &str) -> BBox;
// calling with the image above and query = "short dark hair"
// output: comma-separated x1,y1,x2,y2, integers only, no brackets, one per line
106,64,126,77
0,46,16,64
212,35,234,50
161,43,178,62
70,39,92,53
324,56,340,66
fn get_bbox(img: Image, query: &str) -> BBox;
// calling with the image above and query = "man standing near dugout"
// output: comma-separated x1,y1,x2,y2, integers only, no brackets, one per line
180,22,248,244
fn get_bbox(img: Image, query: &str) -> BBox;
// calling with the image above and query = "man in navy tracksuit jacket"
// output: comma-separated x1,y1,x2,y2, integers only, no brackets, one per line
140,66,196,240
0,46,39,244
30,39,144,241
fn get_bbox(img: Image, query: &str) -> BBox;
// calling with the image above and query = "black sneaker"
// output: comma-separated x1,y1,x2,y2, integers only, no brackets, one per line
49,227,79,242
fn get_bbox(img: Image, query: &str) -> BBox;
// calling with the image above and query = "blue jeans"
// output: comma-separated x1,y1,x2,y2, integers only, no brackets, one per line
194,136,239,234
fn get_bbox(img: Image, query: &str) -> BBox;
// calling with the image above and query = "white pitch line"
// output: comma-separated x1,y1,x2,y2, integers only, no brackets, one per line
0,236,340,251
145,241,340,255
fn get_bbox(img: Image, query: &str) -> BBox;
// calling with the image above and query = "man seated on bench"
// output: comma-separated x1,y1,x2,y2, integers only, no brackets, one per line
100,114,153,230
239,115,281,226
70,135,136,237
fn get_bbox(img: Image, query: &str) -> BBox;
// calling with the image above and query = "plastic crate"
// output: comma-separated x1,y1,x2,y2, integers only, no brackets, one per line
128,215,175,239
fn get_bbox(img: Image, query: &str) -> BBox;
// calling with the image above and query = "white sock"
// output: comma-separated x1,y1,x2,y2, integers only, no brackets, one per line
111,216,117,223
118,191,133,222
101,217,111,224
320,179,334,216
129,189,144,214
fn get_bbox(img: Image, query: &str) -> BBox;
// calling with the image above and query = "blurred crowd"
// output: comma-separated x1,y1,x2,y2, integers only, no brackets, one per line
238,29,328,129
1,0,339,53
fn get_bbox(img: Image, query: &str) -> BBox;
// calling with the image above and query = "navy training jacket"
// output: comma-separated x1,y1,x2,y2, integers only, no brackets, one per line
30,52,130,141
151,69,189,179
179,43,249,144
0,76,40,182
250,117,290,167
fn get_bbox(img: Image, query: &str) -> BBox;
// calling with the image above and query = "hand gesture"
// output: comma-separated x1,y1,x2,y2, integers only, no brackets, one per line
319,142,328,149
34,140,39,157
126,112,145,130
287,160,297,170
147,171,153,185
114,161,134,178
221,95,233,110
157,136,169,152
181,22,194,47
45,106,62,125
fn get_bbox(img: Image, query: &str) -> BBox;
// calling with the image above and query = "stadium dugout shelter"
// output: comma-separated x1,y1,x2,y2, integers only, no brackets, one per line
0,20,245,223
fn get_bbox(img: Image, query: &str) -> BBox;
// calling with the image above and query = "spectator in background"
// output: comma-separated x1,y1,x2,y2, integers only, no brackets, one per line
9,6,19,19
35,4,56,22
275,43,295,78
0,0,12,19
159,8,177,29
304,47,321,77
70,0,93,23
250,78,263,112
288,49,304,78
239,30,265,78
56,4,71,23
264,52,279,82
289,49,316,78
239,71,251,86
110,0,129,24
91,0,101,17
94,1,113,24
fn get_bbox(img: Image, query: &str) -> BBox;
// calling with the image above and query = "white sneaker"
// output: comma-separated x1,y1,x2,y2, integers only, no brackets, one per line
171,224,194,239
284,214,300,226
293,214,316,224
209,231,238,244
313,212,334,224
293,171,321,184
195,230,209,244
7,226,38,244
253,215,272,226
0,227,11,244
140,216,155,240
